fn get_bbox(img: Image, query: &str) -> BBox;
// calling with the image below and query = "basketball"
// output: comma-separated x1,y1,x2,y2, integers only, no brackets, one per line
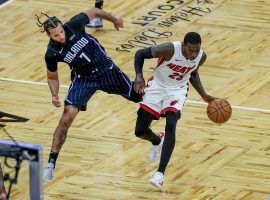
207,99,232,123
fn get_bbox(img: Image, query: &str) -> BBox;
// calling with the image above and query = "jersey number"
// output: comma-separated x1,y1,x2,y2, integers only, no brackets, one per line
168,72,183,81
79,52,91,63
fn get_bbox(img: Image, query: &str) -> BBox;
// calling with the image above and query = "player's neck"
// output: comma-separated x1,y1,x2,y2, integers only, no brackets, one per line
181,44,188,60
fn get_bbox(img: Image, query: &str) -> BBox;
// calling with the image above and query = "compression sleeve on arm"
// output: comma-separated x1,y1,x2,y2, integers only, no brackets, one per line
134,47,153,74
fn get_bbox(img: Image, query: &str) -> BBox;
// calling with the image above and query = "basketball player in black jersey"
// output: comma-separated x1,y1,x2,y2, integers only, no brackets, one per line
37,7,142,181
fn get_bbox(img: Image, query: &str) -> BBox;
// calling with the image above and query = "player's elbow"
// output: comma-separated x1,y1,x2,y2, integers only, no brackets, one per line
47,70,58,80
135,48,152,60
135,49,144,60
84,8,100,20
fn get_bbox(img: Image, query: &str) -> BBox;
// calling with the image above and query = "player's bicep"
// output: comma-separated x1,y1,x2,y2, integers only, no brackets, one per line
45,53,58,75
151,42,174,61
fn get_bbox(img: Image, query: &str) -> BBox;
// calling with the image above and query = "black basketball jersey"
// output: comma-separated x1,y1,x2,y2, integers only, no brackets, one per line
45,13,113,78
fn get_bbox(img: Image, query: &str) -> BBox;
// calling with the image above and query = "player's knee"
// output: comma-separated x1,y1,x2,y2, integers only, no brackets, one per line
166,110,181,120
135,126,146,137
59,115,73,129
59,113,74,129
165,111,180,134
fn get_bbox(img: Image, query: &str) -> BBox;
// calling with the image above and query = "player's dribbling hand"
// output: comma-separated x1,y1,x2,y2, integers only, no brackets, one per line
113,18,124,31
202,94,217,104
134,74,145,94
52,95,61,107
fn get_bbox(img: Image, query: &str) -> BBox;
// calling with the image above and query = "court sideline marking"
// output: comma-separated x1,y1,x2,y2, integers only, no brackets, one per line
1,77,270,113
0,0,15,9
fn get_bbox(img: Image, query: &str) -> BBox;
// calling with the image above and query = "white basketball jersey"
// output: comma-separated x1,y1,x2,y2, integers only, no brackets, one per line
152,41,203,87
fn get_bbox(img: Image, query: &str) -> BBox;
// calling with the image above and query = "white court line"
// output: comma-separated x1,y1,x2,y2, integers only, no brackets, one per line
0,0,15,9
1,77,270,113
0,77,69,88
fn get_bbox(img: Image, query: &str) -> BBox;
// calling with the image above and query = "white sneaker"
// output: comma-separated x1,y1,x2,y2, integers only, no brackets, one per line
149,171,164,189
149,132,165,162
86,17,103,28
43,163,55,182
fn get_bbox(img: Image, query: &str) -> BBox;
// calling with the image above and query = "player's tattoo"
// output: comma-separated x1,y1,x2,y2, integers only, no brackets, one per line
54,130,67,152
151,42,174,60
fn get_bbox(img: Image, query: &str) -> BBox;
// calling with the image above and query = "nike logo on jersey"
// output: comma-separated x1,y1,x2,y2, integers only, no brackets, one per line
69,34,75,40
59,47,64,53
175,59,182,61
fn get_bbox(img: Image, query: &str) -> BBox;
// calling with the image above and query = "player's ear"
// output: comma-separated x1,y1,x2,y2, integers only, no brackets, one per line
46,29,52,38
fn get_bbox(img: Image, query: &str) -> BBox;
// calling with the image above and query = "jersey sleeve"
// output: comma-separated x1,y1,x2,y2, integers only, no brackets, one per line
45,50,58,72
65,13,90,34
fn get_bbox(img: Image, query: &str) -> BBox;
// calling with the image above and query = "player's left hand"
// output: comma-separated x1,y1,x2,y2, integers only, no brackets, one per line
113,18,124,31
134,74,145,94
202,94,217,104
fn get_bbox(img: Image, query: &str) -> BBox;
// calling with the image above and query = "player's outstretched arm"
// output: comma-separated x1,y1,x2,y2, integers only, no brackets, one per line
190,53,216,103
47,70,61,107
84,8,123,31
134,42,174,93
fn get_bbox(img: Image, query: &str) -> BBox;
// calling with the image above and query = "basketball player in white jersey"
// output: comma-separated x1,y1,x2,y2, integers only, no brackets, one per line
133,32,217,189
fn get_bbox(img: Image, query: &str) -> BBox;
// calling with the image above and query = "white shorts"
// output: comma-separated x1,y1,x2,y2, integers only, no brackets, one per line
140,76,189,119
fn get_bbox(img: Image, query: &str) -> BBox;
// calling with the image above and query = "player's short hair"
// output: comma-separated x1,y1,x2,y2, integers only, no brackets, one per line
35,13,62,33
184,32,201,45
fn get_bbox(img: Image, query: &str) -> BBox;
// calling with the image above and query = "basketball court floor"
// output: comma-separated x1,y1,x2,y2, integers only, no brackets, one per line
0,0,270,199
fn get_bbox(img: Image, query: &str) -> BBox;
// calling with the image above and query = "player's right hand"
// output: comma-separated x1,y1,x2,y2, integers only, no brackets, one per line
134,74,145,94
113,18,124,31
52,95,61,107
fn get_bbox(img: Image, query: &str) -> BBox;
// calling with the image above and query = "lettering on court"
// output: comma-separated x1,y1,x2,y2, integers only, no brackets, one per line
116,0,213,52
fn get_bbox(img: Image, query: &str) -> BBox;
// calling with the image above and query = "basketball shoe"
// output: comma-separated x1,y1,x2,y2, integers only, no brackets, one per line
43,163,55,182
149,171,164,189
149,132,165,162
86,17,103,28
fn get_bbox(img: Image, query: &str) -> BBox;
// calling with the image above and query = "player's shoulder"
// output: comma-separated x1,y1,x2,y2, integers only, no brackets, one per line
152,42,175,60
152,42,174,53
172,41,181,46
45,41,58,58
198,51,207,66
46,40,57,51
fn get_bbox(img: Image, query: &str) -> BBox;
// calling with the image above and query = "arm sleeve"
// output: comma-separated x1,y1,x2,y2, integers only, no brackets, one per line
45,51,58,72
134,47,153,74
66,13,90,33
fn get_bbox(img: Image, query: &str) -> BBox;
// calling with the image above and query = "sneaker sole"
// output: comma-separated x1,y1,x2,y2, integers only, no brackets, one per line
149,179,162,189
85,25,103,29
43,177,53,182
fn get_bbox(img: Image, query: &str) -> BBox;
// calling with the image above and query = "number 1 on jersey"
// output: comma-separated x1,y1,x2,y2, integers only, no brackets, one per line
79,52,91,63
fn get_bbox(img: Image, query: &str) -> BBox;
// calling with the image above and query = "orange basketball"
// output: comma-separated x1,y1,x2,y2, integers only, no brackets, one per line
207,99,232,123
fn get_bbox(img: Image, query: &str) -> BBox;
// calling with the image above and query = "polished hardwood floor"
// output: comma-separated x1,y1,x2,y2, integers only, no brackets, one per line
0,0,270,199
